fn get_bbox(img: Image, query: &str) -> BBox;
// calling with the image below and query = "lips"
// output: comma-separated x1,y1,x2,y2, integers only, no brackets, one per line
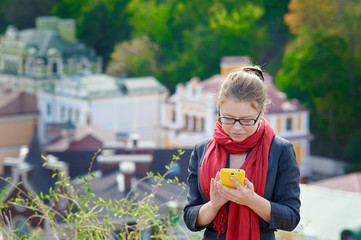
231,133,245,139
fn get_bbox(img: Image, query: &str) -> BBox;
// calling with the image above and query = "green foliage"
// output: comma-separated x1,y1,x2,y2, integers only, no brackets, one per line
0,0,291,92
209,2,267,57
51,0,132,68
126,0,173,46
277,32,352,145
344,131,361,172
116,0,271,91
50,0,89,18
106,36,160,77
0,150,196,239
280,0,361,162
0,0,56,31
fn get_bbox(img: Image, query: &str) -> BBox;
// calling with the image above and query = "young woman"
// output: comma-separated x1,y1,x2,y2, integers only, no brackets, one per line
183,66,301,239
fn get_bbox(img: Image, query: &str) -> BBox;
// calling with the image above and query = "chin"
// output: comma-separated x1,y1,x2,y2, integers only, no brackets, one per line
231,136,246,142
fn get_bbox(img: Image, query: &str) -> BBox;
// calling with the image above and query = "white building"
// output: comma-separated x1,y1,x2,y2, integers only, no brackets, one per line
161,56,312,181
0,16,102,93
39,74,168,145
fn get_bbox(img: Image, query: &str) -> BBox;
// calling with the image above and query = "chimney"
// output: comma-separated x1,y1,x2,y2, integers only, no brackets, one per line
220,56,251,76
36,16,59,31
86,113,91,125
58,19,76,43
129,133,139,148
119,161,136,191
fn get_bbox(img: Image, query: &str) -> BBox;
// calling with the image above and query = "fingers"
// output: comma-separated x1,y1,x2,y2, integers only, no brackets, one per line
215,171,221,181
210,177,215,192
244,178,254,190
228,177,242,189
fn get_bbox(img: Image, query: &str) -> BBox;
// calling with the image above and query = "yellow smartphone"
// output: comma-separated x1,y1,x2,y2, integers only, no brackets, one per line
220,168,245,189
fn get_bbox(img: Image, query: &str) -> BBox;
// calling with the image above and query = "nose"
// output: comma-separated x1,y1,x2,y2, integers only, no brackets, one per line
232,121,244,129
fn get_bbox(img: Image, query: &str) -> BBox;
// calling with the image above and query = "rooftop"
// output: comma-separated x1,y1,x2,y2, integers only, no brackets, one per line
310,171,361,194
0,87,38,115
173,71,307,114
55,74,168,99
294,183,361,240
46,121,117,152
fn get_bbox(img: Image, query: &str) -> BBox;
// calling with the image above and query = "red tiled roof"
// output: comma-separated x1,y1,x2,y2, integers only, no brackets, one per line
197,73,307,114
310,172,361,194
199,74,223,93
266,81,307,114
0,87,38,115
46,122,117,151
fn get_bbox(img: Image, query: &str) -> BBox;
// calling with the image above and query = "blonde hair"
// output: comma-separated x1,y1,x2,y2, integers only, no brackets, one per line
216,65,269,111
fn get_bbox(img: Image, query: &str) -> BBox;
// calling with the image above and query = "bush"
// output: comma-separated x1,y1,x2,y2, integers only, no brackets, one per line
0,149,200,240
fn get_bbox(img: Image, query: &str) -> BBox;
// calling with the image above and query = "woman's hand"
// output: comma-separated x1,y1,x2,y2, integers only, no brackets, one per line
209,172,229,209
217,177,271,223
217,177,256,206
196,172,229,227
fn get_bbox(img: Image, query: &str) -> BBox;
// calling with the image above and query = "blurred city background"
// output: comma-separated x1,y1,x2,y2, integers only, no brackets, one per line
0,0,361,239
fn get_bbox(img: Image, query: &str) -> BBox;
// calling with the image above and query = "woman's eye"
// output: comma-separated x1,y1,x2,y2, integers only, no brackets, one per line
241,119,253,123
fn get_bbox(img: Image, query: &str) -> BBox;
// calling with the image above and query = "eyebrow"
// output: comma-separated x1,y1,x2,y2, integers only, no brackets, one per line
221,110,256,119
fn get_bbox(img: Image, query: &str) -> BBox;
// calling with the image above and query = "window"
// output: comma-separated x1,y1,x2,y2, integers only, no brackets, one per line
276,117,282,132
286,117,293,131
68,108,73,122
60,106,65,119
74,109,79,123
141,230,151,240
200,117,205,131
184,114,189,129
171,109,176,123
297,115,302,130
52,62,58,74
47,103,52,116
193,116,197,131
14,218,29,237
294,144,301,165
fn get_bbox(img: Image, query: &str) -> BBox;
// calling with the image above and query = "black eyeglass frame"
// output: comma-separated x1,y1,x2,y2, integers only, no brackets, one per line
218,104,263,126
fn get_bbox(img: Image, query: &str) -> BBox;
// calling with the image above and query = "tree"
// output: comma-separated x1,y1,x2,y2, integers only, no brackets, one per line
1,0,56,30
51,0,131,68
50,0,89,19
281,0,361,160
208,1,267,59
124,0,268,91
254,0,292,74
277,32,351,157
285,0,361,104
344,131,361,172
126,0,173,46
106,36,160,77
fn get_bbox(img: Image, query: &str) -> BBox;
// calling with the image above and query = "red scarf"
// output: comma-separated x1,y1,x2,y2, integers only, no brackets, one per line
200,118,275,239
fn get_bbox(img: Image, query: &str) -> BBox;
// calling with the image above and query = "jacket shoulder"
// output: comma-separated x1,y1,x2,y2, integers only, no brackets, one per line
272,135,293,148
194,137,212,149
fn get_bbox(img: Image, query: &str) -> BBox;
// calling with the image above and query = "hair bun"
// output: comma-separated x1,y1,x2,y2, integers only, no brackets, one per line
243,67,264,81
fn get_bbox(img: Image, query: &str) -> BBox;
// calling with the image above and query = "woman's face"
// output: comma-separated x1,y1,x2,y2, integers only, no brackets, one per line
219,99,263,142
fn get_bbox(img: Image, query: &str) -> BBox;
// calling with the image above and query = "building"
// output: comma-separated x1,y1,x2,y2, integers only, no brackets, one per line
0,16,101,92
0,16,169,147
38,74,168,144
45,118,118,177
0,130,189,239
276,180,361,240
0,131,68,238
161,56,312,181
0,87,38,175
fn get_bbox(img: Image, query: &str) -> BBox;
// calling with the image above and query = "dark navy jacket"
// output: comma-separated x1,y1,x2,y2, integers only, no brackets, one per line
183,136,301,240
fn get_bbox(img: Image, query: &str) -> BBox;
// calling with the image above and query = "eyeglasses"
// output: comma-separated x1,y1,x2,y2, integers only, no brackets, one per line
218,106,262,126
